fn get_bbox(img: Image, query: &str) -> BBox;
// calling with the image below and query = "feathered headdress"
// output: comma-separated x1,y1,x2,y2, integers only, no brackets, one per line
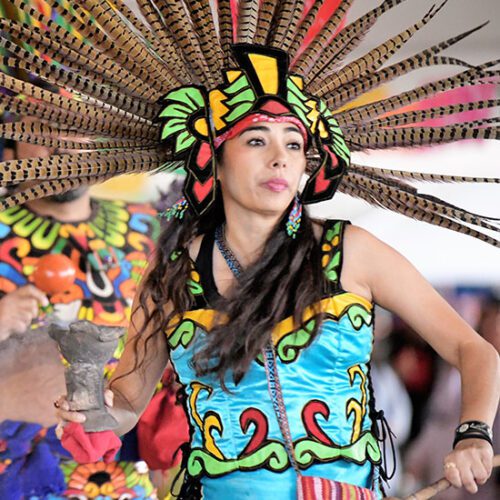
0,0,499,244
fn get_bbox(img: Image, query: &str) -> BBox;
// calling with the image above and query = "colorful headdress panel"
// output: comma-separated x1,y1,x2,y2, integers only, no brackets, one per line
158,45,350,214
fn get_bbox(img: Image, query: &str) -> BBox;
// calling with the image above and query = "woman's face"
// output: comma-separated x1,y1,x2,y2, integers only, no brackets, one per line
217,120,307,217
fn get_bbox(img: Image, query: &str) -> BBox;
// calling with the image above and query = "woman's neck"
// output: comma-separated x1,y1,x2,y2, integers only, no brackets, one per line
223,208,281,267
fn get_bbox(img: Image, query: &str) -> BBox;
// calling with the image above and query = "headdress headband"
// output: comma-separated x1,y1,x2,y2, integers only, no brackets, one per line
0,0,498,244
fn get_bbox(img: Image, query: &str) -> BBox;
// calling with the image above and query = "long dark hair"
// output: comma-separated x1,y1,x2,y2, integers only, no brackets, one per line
124,172,329,389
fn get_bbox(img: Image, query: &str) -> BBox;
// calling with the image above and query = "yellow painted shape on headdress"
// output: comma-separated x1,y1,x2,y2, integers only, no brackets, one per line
248,53,279,95
193,117,209,137
290,75,304,90
209,89,230,131
305,100,327,138
306,100,321,133
226,70,242,83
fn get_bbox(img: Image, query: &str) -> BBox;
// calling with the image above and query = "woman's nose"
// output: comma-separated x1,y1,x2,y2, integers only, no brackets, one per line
270,145,288,168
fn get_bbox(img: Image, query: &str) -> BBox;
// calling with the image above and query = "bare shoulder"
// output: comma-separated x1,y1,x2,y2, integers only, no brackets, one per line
343,224,400,259
341,224,402,302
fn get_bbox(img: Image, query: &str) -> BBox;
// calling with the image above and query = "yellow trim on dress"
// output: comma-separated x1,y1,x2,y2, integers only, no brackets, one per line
166,292,372,343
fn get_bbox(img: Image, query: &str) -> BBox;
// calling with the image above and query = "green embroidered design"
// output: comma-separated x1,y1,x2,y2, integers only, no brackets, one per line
346,304,373,331
187,268,204,296
276,319,317,363
168,319,197,349
294,432,381,467
187,441,289,477
322,221,343,283
324,251,341,282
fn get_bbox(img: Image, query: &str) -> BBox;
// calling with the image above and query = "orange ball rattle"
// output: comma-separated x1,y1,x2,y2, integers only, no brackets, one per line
32,254,77,295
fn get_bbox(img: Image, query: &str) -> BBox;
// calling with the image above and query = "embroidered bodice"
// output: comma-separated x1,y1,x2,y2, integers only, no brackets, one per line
167,221,381,499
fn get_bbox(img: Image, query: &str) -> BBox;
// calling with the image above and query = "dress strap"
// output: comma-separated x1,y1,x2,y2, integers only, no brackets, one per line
320,219,350,293
194,231,220,305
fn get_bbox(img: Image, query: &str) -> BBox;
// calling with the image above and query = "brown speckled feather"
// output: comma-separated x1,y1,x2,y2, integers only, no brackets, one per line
237,0,260,44
307,0,408,83
253,0,279,46
269,0,304,52
288,0,325,60
293,0,354,75
310,1,446,92
340,173,500,246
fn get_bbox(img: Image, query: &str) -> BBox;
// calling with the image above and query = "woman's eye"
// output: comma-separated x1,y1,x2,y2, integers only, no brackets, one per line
288,142,303,150
247,138,265,146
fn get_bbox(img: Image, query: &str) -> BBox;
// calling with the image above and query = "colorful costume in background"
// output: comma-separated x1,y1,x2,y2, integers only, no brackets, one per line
0,199,160,499
0,0,499,499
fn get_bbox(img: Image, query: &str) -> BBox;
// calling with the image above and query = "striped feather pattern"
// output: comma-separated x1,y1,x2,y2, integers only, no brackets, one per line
155,0,213,86
237,0,260,44
311,1,447,93
269,0,304,52
0,18,162,101
340,173,500,247
253,0,279,45
0,0,498,245
307,0,408,81
293,0,355,74
184,0,223,79
217,0,235,63
288,0,325,59
336,61,499,126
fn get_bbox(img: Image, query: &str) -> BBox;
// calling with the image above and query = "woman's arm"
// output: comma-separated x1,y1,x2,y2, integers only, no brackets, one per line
106,293,170,436
56,280,170,437
343,225,500,493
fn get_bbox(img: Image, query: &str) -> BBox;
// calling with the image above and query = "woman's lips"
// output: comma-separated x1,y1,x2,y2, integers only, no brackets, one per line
262,179,289,192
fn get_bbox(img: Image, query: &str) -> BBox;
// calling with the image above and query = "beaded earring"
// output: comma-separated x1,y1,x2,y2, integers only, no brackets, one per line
285,195,302,239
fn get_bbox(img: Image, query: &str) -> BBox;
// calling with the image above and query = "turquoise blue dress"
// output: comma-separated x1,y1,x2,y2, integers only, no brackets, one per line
166,221,382,499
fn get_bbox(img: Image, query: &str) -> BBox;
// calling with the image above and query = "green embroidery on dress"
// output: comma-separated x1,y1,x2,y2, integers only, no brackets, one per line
187,441,289,477
294,432,381,467
325,221,342,244
169,320,197,349
276,319,317,363
170,249,182,261
187,277,204,296
347,304,373,331
324,251,340,282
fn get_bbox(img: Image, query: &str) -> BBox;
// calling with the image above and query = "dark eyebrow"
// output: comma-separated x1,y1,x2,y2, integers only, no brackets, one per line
239,124,303,138
284,126,303,137
239,125,270,136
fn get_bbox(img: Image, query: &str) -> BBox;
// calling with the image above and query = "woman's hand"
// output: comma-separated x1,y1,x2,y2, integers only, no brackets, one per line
54,390,114,438
443,439,493,494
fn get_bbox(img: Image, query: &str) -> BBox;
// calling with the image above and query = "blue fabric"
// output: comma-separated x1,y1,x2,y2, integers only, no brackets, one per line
168,220,382,499
0,422,67,500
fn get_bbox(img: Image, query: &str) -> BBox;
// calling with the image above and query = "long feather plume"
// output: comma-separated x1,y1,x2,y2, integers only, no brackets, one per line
293,0,355,74
288,0,325,60
237,0,260,44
